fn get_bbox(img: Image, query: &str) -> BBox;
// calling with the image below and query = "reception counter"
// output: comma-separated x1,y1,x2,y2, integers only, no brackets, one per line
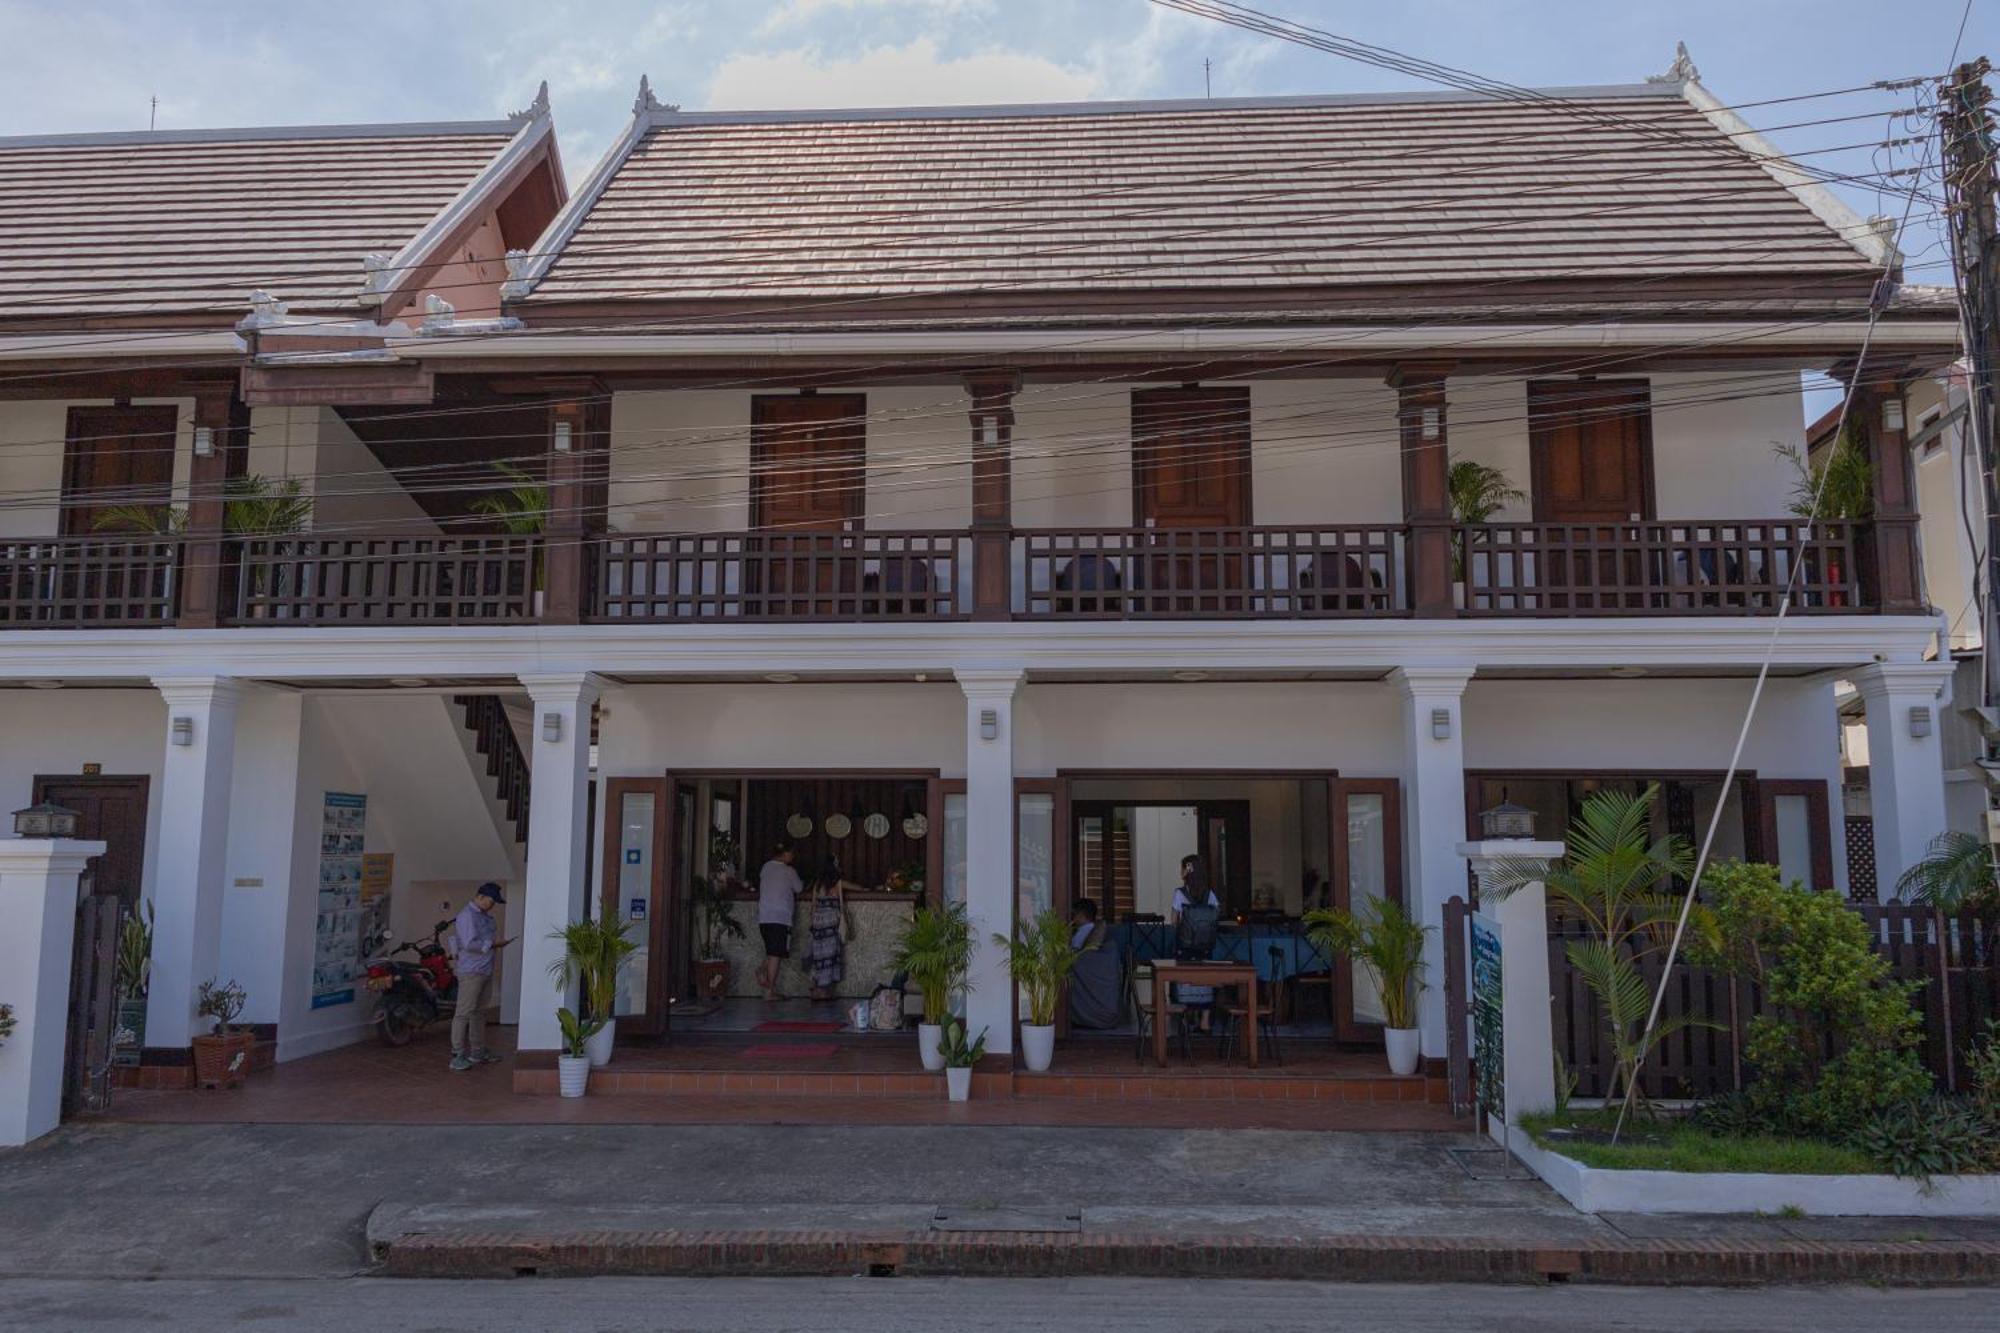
713,895,919,1000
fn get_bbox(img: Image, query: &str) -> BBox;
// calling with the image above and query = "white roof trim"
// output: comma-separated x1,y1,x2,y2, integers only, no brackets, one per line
1678,77,1896,270
501,76,669,303
0,117,526,151
357,84,559,310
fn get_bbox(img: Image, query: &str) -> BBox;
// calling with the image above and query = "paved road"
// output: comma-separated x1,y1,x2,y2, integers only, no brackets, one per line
1,1277,1995,1331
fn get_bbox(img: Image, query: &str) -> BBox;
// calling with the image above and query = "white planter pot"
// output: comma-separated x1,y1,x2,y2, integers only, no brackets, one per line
557,1054,591,1098
918,1023,945,1071
1384,1027,1421,1077
1020,1023,1056,1073
585,1019,616,1068
945,1066,972,1102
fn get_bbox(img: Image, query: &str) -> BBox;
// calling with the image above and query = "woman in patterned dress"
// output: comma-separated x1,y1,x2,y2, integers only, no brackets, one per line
805,867,853,1001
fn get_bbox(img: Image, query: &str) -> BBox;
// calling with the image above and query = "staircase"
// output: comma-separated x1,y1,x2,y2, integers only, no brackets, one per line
456,694,531,846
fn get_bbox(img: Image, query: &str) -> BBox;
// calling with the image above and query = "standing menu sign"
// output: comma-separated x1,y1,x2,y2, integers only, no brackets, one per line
1469,913,1504,1121
312,792,367,1009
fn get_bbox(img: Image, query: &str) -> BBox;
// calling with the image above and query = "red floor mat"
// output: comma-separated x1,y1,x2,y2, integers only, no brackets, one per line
739,1043,841,1059
751,1021,846,1033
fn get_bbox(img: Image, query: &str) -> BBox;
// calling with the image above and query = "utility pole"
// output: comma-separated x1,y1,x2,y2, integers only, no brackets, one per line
1940,61,2000,724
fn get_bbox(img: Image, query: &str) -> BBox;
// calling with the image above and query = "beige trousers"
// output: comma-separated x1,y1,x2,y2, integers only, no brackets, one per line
452,971,492,1056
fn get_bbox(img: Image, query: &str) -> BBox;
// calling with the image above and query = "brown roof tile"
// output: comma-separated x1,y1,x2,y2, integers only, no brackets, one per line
0,124,520,323
523,87,1882,313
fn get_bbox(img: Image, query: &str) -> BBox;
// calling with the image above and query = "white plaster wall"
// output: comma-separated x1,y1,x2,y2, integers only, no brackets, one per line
1013,380,1132,528
596,682,965,775
303,409,436,536
0,689,166,908
1650,372,1804,519
1909,375,1981,648
217,691,303,1023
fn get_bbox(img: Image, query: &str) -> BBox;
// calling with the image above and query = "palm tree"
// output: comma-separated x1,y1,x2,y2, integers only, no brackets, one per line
1447,458,1525,579
1895,831,1999,1091
468,461,550,534
1487,784,1696,1105
92,474,313,538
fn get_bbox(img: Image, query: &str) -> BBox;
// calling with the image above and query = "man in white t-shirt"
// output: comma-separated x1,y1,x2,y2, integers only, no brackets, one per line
755,843,803,1001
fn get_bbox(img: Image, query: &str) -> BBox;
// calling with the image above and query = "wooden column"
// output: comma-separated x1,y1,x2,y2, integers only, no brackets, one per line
539,395,597,624
1846,367,1925,614
966,371,1020,621
1388,362,1455,618
175,385,240,629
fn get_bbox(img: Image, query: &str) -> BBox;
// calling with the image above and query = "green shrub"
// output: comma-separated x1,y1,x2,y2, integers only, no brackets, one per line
1846,1095,2000,1181
1690,861,1929,1136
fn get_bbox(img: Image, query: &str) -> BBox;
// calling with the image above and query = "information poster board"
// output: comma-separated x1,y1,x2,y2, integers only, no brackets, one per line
1470,913,1504,1120
312,792,367,1009
360,852,395,901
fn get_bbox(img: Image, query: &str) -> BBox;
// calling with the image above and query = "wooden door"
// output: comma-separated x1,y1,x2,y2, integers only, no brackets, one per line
1133,388,1250,611
1750,778,1835,892
1329,777,1404,1043
61,406,178,537
32,775,150,907
1195,800,1253,915
1529,381,1652,523
600,776,671,1037
751,394,865,614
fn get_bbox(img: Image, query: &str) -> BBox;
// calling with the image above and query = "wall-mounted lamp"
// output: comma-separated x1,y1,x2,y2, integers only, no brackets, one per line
1882,397,1906,434
1431,707,1452,740
170,716,194,747
1420,406,1441,442
1909,704,1932,739
979,708,999,741
552,420,574,453
192,426,214,458
542,711,563,742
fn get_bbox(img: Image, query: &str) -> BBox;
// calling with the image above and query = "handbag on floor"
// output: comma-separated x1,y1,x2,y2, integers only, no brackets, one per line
869,984,904,1031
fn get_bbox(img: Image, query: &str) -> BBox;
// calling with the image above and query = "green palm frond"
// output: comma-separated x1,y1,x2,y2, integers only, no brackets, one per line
468,461,550,535
894,903,974,1024
1305,897,1431,1030
994,911,1079,1027
1895,831,1998,914
1447,458,1526,525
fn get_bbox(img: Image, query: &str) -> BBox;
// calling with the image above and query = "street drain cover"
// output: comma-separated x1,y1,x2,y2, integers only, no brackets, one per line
930,1206,1082,1233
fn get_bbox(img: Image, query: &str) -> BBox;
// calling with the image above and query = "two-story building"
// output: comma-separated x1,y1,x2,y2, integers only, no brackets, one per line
0,65,1965,1107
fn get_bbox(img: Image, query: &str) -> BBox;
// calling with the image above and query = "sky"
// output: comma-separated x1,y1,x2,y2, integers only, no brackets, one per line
0,0,1990,412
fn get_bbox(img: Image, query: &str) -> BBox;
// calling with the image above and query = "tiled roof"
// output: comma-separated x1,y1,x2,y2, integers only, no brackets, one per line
0,122,522,324
520,86,1883,313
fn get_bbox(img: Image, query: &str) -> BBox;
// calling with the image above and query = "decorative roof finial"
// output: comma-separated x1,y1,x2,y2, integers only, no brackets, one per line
421,292,456,333
1648,41,1701,85
248,290,288,320
635,73,661,115
510,80,551,122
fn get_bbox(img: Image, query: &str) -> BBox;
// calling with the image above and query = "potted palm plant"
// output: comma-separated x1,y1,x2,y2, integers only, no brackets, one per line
191,978,254,1089
548,917,639,1067
937,1014,986,1101
995,910,1077,1072
469,461,550,613
893,902,973,1070
556,1006,598,1098
1305,898,1432,1075
1446,457,1526,584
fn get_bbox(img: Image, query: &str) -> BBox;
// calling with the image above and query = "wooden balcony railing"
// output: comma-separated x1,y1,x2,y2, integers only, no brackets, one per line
0,536,180,627
589,530,970,622
1458,520,1866,617
1015,525,1404,619
227,537,540,624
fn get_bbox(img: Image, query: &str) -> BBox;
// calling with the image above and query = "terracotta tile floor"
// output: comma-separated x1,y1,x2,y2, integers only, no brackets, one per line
101,1025,1462,1131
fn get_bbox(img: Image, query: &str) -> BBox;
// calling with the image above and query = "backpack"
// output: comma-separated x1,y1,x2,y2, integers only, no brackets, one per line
869,984,904,1031
1176,899,1221,960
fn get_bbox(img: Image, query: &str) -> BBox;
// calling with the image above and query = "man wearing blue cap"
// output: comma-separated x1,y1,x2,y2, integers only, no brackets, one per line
449,882,512,1071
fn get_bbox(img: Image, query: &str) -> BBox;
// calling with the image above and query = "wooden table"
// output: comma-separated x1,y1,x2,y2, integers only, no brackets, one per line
1151,960,1259,1068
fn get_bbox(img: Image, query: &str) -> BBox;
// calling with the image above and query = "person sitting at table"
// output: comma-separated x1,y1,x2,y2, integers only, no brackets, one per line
1170,854,1223,1031
1069,897,1107,951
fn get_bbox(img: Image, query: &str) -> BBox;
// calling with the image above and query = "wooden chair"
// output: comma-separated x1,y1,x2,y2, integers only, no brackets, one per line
1130,962,1191,1064
1219,947,1286,1066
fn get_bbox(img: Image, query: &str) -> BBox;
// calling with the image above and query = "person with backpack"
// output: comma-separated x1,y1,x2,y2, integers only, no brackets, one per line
1171,854,1222,1032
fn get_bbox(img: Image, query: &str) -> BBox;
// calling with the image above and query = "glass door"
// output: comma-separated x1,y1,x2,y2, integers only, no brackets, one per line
1330,777,1404,1043
600,777,670,1038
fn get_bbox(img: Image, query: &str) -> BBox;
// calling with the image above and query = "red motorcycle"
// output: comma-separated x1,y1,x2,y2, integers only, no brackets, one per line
364,918,459,1047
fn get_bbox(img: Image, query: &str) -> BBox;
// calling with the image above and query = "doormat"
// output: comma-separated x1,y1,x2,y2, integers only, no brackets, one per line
739,1043,840,1059
752,1021,846,1033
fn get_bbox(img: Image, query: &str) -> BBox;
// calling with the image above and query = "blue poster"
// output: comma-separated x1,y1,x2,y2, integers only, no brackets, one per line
1470,914,1504,1120
312,792,367,1009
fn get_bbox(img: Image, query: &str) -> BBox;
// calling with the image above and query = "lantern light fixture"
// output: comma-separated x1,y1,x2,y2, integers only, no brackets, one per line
12,801,80,839
1882,397,1905,434
192,426,215,458
170,716,194,747
1478,793,1537,840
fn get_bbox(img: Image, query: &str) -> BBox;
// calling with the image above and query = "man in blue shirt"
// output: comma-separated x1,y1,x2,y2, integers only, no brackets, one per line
449,882,511,1071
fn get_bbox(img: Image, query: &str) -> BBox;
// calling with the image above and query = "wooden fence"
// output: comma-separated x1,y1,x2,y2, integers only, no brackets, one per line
1550,902,2000,1100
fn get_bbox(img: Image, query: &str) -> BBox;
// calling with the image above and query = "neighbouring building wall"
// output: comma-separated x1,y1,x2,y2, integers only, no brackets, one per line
1908,374,1981,649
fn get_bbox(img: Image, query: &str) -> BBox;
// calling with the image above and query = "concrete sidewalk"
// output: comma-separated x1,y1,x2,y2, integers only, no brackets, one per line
5,1122,1998,1287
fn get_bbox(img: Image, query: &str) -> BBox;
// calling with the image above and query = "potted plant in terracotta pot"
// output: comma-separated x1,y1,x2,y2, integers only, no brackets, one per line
937,1014,986,1102
191,978,254,1089
690,872,745,1004
1305,898,1431,1076
548,916,639,1068
996,910,1077,1072
555,1006,598,1098
893,902,972,1071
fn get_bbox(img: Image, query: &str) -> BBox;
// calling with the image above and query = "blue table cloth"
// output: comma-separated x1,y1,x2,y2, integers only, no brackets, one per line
1109,923,1332,980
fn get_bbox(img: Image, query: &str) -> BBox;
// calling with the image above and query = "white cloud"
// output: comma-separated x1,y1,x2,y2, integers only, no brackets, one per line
704,35,1099,110
755,0,992,38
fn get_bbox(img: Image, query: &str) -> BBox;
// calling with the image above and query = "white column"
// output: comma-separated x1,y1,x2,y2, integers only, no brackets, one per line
146,676,242,1049
957,666,1023,1056
1854,662,1952,893
1460,840,1563,1153
0,840,105,1147
516,672,600,1052
1390,665,1474,1061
